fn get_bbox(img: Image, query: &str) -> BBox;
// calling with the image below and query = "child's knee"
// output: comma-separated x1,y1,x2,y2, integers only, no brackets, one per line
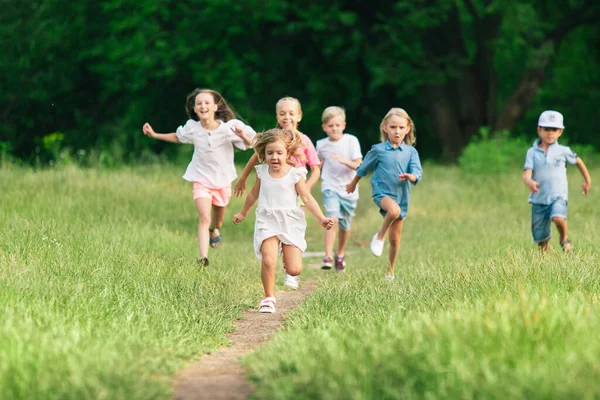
285,263,302,276
551,216,566,224
262,252,278,268
199,214,211,225
388,205,401,219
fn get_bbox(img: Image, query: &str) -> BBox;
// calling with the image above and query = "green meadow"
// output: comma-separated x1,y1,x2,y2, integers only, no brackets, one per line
1,163,599,399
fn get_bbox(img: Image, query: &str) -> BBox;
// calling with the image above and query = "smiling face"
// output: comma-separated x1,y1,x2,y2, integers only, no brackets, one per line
383,115,410,146
194,92,218,122
537,127,563,146
265,140,289,172
276,99,302,130
322,115,346,141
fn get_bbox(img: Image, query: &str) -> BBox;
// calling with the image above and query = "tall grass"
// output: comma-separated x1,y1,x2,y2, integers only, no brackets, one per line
1,162,598,399
0,164,266,399
244,165,600,399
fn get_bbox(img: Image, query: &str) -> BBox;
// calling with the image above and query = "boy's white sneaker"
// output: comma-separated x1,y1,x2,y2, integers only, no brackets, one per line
370,233,384,257
284,274,299,289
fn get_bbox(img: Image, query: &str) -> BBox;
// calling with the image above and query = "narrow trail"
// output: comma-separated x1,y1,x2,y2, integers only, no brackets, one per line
172,280,316,400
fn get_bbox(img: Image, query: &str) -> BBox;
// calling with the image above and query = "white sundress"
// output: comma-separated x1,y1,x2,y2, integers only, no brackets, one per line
253,164,308,260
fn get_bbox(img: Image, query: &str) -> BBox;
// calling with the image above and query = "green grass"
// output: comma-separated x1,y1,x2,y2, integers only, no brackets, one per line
244,165,600,399
1,163,598,399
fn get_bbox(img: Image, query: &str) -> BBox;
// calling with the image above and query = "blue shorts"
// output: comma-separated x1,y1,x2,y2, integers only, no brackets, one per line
374,195,407,220
531,199,568,243
322,190,357,231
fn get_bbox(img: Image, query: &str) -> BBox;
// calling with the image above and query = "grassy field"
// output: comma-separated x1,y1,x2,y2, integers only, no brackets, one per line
1,162,598,399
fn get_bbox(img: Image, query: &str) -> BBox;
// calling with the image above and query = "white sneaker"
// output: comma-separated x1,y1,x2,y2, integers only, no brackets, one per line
370,233,384,257
384,274,395,281
284,274,299,289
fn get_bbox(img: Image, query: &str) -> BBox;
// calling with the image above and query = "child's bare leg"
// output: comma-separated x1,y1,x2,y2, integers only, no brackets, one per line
377,197,401,241
194,197,213,258
324,217,339,258
552,217,568,242
537,240,549,253
282,245,303,276
387,219,404,276
260,237,280,298
209,205,226,237
337,228,350,256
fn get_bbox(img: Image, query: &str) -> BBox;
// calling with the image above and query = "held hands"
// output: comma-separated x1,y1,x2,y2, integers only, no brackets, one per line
232,213,246,224
320,217,335,230
581,182,591,196
399,173,416,183
142,123,156,139
233,179,247,197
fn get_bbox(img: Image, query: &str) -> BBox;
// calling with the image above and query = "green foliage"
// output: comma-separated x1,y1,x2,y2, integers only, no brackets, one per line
458,128,530,175
1,0,599,163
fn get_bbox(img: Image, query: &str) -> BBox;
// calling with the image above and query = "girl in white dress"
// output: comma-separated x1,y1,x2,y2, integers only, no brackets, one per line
233,129,334,313
143,89,256,266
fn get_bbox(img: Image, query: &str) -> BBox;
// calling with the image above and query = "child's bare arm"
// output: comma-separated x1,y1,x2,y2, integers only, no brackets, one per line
522,169,540,193
142,123,180,143
306,164,321,191
234,153,259,197
296,179,334,229
575,157,592,196
331,154,362,170
233,175,261,224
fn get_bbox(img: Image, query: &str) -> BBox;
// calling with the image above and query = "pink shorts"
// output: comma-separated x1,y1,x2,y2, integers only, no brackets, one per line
192,182,232,207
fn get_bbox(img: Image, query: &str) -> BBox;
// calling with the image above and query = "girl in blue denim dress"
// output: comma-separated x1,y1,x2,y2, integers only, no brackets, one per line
346,108,422,280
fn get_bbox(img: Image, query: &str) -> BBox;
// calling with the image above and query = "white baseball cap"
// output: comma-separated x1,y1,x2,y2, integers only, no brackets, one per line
538,110,564,129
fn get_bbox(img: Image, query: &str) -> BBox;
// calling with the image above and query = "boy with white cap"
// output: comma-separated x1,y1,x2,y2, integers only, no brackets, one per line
522,110,592,252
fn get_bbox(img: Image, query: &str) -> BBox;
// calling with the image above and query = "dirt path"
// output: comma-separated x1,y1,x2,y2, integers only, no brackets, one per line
172,280,316,400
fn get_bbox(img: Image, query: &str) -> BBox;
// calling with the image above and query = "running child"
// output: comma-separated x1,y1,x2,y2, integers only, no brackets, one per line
233,128,334,313
233,96,321,287
522,110,591,253
316,106,363,271
142,88,256,266
346,108,422,280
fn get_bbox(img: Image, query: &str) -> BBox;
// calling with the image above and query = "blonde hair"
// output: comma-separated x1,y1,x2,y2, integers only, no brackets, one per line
379,108,416,146
253,128,306,165
321,106,346,124
275,96,303,127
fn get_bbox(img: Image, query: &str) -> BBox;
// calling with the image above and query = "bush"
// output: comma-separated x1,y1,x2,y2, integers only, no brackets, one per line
458,127,530,175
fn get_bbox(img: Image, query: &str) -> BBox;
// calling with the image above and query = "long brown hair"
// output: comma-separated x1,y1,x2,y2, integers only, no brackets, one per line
186,89,237,122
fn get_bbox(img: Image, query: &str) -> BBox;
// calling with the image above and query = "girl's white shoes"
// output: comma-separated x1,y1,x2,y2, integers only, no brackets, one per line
259,297,276,313
284,274,299,289
370,233,384,257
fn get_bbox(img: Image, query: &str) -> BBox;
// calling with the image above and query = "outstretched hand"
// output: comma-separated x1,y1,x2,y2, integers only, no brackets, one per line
581,182,591,196
233,180,246,197
321,217,335,230
142,123,156,138
232,213,245,224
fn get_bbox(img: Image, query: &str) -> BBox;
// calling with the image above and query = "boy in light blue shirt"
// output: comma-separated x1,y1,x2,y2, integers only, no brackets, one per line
522,110,591,252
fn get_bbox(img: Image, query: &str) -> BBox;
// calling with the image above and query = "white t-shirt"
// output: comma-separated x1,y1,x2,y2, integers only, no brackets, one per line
176,119,256,188
316,133,362,200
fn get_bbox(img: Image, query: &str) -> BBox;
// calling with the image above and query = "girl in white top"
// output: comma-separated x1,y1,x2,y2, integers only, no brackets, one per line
233,129,334,313
143,88,256,266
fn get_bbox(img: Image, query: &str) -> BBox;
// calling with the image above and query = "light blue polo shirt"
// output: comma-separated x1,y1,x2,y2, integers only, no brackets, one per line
356,140,422,217
524,139,578,205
